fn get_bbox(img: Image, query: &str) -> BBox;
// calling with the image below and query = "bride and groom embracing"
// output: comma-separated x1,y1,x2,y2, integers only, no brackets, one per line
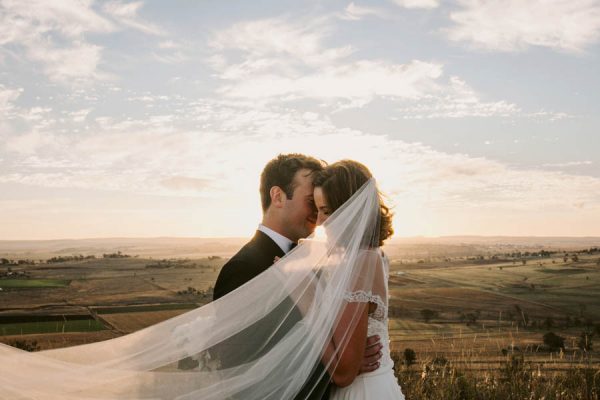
213,154,404,399
0,153,404,400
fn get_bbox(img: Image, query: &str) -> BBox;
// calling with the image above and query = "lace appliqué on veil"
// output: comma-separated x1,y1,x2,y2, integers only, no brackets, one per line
343,290,386,322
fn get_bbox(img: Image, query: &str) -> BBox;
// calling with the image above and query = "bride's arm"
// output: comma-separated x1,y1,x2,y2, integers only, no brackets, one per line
322,301,376,387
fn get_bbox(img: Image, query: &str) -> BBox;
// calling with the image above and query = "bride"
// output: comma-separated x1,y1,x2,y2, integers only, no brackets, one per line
313,160,404,399
0,159,404,400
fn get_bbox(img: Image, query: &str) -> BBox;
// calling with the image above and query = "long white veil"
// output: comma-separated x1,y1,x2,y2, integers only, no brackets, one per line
0,179,386,400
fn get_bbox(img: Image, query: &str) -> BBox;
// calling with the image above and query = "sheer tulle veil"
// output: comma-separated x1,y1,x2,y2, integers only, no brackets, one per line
0,178,387,400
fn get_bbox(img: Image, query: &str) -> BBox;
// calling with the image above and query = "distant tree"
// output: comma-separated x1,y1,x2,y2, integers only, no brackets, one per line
465,311,480,326
522,259,527,265
520,312,530,328
503,310,514,322
572,255,579,262
403,348,417,366
420,309,439,323
544,317,554,329
514,304,522,314
577,331,594,352
514,305,529,327
543,332,565,351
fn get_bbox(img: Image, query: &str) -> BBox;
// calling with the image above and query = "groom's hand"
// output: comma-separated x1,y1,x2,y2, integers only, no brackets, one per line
359,335,382,374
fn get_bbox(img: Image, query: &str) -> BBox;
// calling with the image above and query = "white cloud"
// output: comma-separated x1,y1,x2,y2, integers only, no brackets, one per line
159,40,182,49
219,60,444,102
542,161,593,167
339,3,389,21
210,17,354,72
152,51,189,64
0,0,115,44
68,108,92,123
1,100,599,212
1,96,599,236
446,0,600,52
0,0,168,83
0,0,115,83
3,131,63,155
392,0,440,9
27,40,107,83
395,76,521,118
527,110,572,121
210,18,445,105
102,1,165,36
208,16,535,119
0,84,22,116
211,18,561,121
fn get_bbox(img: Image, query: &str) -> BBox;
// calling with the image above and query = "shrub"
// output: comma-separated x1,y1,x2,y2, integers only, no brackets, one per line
420,309,439,323
8,340,40,352
403,348,417,366
543,332,565,351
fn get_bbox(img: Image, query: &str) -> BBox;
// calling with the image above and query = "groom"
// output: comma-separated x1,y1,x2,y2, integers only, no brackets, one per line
213,154,383,400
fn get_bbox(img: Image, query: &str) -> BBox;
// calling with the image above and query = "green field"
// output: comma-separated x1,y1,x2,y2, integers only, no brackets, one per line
93,303,198,314
0,279,71,289
0,319,106,335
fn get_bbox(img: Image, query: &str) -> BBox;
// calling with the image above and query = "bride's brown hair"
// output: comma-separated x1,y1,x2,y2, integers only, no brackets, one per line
313,160,393,247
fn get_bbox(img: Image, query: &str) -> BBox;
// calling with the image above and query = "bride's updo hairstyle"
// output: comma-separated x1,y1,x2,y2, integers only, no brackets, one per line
313,160,393,247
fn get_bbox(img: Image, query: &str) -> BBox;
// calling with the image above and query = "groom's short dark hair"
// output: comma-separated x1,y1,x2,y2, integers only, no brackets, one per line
260,153,324,212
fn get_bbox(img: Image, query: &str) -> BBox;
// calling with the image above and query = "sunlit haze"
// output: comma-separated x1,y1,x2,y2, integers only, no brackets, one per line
1,0,599,240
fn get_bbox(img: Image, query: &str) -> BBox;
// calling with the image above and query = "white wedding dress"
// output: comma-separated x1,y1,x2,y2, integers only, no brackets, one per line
330,251,405,400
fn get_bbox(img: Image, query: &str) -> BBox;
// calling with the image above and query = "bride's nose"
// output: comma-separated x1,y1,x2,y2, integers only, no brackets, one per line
316,212,326,226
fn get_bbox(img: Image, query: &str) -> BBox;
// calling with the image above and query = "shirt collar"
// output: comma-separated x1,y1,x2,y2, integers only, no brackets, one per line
258,224,295,254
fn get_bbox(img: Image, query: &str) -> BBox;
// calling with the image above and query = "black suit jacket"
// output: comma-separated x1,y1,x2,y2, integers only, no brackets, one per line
212,230,331,400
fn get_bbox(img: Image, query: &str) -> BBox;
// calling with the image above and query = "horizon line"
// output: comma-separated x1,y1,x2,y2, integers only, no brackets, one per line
1,234,600,242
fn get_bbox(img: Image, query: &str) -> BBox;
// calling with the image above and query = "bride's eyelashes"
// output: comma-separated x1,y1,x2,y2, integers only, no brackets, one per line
319,207,331,216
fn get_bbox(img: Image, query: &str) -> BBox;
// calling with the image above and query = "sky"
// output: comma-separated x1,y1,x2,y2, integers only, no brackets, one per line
1,0,600,240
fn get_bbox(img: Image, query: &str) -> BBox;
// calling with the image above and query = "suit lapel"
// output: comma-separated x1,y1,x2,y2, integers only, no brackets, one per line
251,230,285,266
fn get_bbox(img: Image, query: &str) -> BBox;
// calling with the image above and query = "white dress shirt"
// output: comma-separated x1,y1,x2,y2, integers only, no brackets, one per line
258,224,295,254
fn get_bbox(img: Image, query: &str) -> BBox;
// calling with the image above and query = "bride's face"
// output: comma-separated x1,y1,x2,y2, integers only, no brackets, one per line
313,187,332,225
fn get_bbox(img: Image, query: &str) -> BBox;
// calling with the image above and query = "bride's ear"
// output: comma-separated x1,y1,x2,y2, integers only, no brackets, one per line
270,186,285,208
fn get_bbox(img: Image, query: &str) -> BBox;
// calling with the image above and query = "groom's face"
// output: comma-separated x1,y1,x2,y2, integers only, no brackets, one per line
281,168,318,242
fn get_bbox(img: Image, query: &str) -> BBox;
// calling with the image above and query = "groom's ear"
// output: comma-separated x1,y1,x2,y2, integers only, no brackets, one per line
269,186,285,208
